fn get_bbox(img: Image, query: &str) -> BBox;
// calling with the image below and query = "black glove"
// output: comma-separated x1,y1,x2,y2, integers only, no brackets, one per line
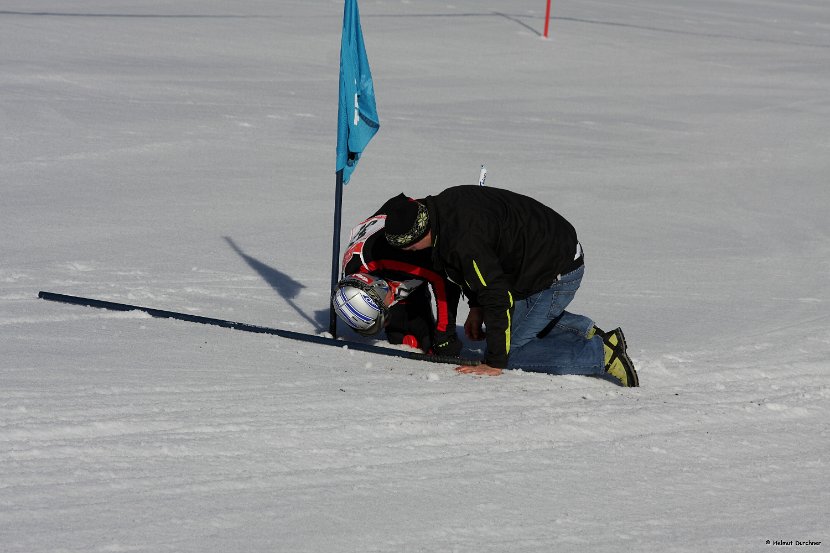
433,333,462,357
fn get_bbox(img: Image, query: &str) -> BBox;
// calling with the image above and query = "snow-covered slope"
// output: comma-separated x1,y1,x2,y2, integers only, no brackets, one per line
2,1,827,551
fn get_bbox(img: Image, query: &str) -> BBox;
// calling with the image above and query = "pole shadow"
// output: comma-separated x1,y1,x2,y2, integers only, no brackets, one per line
493,12,542,36
223,236,328,331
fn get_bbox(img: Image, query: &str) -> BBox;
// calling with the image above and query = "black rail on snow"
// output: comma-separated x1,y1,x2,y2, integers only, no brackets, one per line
38,291,480,366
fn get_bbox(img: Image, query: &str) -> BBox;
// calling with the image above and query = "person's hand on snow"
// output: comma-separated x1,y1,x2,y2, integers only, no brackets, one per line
455,364,502,376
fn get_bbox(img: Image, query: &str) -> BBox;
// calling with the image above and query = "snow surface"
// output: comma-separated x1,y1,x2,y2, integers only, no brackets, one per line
2,0,828,551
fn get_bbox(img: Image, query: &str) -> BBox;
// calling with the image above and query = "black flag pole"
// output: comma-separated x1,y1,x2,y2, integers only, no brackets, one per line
328,169,345,338
333,0,380,338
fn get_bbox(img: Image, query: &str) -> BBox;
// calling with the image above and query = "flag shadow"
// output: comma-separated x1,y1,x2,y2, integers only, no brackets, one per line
223,236,328,331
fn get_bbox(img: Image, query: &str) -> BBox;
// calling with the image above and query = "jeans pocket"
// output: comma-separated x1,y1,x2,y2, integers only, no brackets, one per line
546,287,578,318
545,266,583,318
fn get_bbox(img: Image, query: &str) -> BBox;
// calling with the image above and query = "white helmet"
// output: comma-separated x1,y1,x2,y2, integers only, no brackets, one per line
332,274,391,335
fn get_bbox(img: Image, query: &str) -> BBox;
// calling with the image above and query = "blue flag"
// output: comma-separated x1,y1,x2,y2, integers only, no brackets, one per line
336,0,379,184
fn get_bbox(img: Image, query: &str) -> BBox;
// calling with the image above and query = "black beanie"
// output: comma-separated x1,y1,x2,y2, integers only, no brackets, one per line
383,193,430,248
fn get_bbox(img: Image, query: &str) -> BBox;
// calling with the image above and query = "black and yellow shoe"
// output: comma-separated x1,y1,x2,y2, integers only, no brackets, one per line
597,326,639,387
604,327,627,352
605,347,639,387
588,325,627,352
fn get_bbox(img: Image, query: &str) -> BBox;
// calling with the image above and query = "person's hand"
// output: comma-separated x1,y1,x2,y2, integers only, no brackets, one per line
455,364,502,376
464,307,486,341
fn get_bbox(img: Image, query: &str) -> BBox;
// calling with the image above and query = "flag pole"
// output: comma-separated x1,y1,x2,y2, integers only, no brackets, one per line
543,0,552,38
329,168,345,338
332,0,379,338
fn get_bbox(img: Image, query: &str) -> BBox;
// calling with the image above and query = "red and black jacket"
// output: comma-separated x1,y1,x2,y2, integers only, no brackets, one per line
341,213,461,344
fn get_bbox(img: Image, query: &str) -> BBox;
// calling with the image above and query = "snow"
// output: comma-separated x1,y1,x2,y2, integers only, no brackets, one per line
1,0,828,551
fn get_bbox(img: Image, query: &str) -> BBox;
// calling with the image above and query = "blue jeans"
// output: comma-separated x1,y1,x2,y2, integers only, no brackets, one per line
506,265,604,375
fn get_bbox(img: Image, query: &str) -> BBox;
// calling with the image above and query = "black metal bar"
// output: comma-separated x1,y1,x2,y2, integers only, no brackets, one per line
328,168,345,338
38,291,478,366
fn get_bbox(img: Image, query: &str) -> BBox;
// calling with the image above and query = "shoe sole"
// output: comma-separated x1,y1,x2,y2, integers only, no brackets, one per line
604,334,639,387
619,349,639,387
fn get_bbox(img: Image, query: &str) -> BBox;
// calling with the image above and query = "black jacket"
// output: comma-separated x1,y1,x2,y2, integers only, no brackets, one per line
423,186,580,368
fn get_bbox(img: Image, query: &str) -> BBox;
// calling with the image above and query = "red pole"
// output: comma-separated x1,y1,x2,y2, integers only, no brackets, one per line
543,0,552,38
